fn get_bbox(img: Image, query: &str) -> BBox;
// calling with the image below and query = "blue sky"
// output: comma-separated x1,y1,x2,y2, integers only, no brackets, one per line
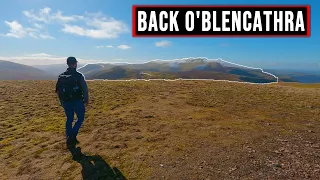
0,0,319,70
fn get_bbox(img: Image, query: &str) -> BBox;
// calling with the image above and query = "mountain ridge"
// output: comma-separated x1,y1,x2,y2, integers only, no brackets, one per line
1,58,317,83
77,59,279,83
0,60,55,80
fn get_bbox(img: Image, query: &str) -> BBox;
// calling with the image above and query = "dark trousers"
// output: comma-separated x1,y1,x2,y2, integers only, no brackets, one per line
62,100,86,138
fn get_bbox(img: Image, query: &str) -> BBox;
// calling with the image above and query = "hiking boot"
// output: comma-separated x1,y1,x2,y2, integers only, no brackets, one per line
71,147,84,161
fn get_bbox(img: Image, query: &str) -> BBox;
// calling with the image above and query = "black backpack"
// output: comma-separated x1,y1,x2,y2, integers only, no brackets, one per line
56,72,83,101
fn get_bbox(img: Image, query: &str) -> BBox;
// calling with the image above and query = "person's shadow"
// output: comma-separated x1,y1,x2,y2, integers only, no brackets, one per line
67,144,127,180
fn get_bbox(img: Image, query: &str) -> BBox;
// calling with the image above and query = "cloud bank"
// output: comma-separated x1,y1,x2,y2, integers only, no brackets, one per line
0,53,104,65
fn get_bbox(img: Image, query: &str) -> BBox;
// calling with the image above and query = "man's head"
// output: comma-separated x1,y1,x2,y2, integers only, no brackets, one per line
67,57,78,68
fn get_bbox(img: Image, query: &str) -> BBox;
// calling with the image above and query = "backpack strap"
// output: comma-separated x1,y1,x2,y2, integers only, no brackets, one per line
73,71,83,90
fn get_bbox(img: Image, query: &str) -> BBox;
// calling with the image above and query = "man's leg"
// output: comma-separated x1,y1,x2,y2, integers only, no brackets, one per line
62,101,75,139
73,100,86,137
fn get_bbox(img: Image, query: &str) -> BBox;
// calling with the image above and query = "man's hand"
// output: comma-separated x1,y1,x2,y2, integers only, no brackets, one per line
56,92,62,107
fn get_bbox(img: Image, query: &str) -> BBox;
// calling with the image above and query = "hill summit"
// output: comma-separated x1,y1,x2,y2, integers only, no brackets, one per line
78,58,279,83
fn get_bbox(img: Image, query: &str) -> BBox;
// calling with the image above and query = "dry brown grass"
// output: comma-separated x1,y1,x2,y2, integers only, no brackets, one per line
0,80,319,179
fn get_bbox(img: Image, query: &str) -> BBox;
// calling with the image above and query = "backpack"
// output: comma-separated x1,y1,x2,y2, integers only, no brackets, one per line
56,72,83,102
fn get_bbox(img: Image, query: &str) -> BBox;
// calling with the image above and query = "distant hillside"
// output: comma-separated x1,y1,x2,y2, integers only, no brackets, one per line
89,67,142,80
0,60,55,80
78,63,116,77
34,63,86,76
82,58,278,83
292,75,320,83
275,76,297,83
266,69,320,83
176,71,240,81
28,59,318,83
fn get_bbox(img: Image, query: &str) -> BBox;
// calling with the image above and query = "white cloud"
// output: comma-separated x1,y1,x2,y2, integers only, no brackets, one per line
0,54,104,66
3,21,27,38
33,23,43,29
62,25,85,35
52,11,84,23
61,16,127,39
39,34,54,39
22,7,128,39
96,45,113,48
117,45,131,50
23,7,51,23
0,55,66,65
2,7,127,40
113,58,124,61
1,20,53,39
23,7,82,24
155,40,172,47
26,53,52,57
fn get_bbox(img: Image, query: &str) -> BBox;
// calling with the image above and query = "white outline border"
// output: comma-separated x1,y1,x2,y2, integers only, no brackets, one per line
79,57,279,85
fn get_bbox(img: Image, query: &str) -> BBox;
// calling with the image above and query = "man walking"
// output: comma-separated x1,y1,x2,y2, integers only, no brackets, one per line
56,57,89,146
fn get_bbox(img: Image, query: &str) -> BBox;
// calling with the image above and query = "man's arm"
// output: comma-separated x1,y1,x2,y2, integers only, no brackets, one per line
80,75,89,105
55,80,59,93
55,80,62,106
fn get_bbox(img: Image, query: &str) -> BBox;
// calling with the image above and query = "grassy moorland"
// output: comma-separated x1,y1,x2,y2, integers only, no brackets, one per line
0,80,319,179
